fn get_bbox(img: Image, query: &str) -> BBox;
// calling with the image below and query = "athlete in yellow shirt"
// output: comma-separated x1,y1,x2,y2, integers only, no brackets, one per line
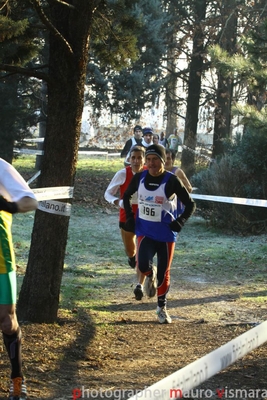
0,158,38,400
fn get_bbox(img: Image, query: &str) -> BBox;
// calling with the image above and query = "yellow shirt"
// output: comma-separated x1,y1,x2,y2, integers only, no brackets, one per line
0,211,15,274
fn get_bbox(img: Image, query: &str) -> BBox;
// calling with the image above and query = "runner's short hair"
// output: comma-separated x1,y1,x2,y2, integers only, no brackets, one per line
165,148,176,162
130,145,145,156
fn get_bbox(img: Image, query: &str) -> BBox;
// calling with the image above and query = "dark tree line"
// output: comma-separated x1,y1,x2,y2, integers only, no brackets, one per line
1,0,267,321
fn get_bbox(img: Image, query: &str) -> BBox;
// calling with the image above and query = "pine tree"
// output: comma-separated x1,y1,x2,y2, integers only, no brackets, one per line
1,0,153,323
209,16,267,135
212,0,237,158
86,0,168,122
0,2,42,161
181,0,207,177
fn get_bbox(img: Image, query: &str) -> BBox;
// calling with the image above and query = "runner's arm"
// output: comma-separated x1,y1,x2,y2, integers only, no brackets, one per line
0,162,38,212
16,196,38,212
175,168,192,193
0,195,38,214
104,169,126,206
166,176,196,221
123,173,140,218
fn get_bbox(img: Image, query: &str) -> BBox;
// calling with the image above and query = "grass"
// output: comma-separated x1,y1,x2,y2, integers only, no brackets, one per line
12,155,267,321
76,155,122,174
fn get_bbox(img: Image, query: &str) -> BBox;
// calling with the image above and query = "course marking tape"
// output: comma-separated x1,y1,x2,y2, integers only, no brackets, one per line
27,170,41,185
38,200,72,216
23,138,44,142
33,186,74,201
16,149,118,157
191,193,267,208
14,148,44,155
128,321,267,400
78,151,108,155
31,187,266,208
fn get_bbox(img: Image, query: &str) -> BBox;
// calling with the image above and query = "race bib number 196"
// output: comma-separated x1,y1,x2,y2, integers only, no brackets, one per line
139,200,162,222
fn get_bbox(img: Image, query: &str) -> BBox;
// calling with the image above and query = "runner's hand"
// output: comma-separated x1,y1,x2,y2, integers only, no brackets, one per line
169,217,184,232
124,214,135,233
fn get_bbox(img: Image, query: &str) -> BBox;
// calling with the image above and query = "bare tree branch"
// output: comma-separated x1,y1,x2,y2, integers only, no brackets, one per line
30,0,74,56
0,0,9,12
0,63,50,82
51,0,75,9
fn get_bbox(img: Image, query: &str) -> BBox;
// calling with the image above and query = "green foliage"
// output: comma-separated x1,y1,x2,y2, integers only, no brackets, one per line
0,3,41,66
232,128,267,179
191,131,267,234
0,2,46,161
92,0,141,70
0,0,167,126
0,75,39,162
233,103,267,131
87,0,168,121
209,45,254,80
209,18,267,130
0,16,29,41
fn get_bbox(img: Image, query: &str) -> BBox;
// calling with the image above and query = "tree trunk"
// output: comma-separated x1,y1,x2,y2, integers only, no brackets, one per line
17,1,95,323
0,76,19,163
35,81,47,170
212,0,237,158
165,35,178,137
212,71,234,156
181,0,206,178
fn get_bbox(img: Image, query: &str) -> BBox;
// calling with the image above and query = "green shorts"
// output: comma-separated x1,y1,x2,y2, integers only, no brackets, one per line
0,271,17,304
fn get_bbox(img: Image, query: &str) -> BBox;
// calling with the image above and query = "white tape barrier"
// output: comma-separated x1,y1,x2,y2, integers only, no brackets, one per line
14,148,44,155
23,138,44,143
32,187,74,216
191,193,267,208
30,182,266,216
78,151,120,157
31,186,267,216
33,186,74,201
128,321,267,400
17,141,211,160
15,148,120,157
78,151,108,156
27,170,41,185
38,199,72,216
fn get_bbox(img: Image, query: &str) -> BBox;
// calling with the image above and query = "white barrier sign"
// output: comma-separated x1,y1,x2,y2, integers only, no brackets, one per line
33,186,74,201
38,200,72,216
128,321,267,400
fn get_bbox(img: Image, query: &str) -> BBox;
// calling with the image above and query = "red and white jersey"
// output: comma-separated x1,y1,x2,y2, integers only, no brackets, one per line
104,165,147,223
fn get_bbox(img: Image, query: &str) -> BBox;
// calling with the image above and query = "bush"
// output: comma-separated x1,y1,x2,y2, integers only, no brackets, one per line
191,131,267,234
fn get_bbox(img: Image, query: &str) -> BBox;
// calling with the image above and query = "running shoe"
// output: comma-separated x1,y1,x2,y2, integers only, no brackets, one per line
144,266,157,298
134,284,144,301
156,306,172,324
9,377,27,400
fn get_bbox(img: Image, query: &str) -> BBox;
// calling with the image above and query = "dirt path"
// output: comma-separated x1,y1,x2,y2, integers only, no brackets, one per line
1,275,267,399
